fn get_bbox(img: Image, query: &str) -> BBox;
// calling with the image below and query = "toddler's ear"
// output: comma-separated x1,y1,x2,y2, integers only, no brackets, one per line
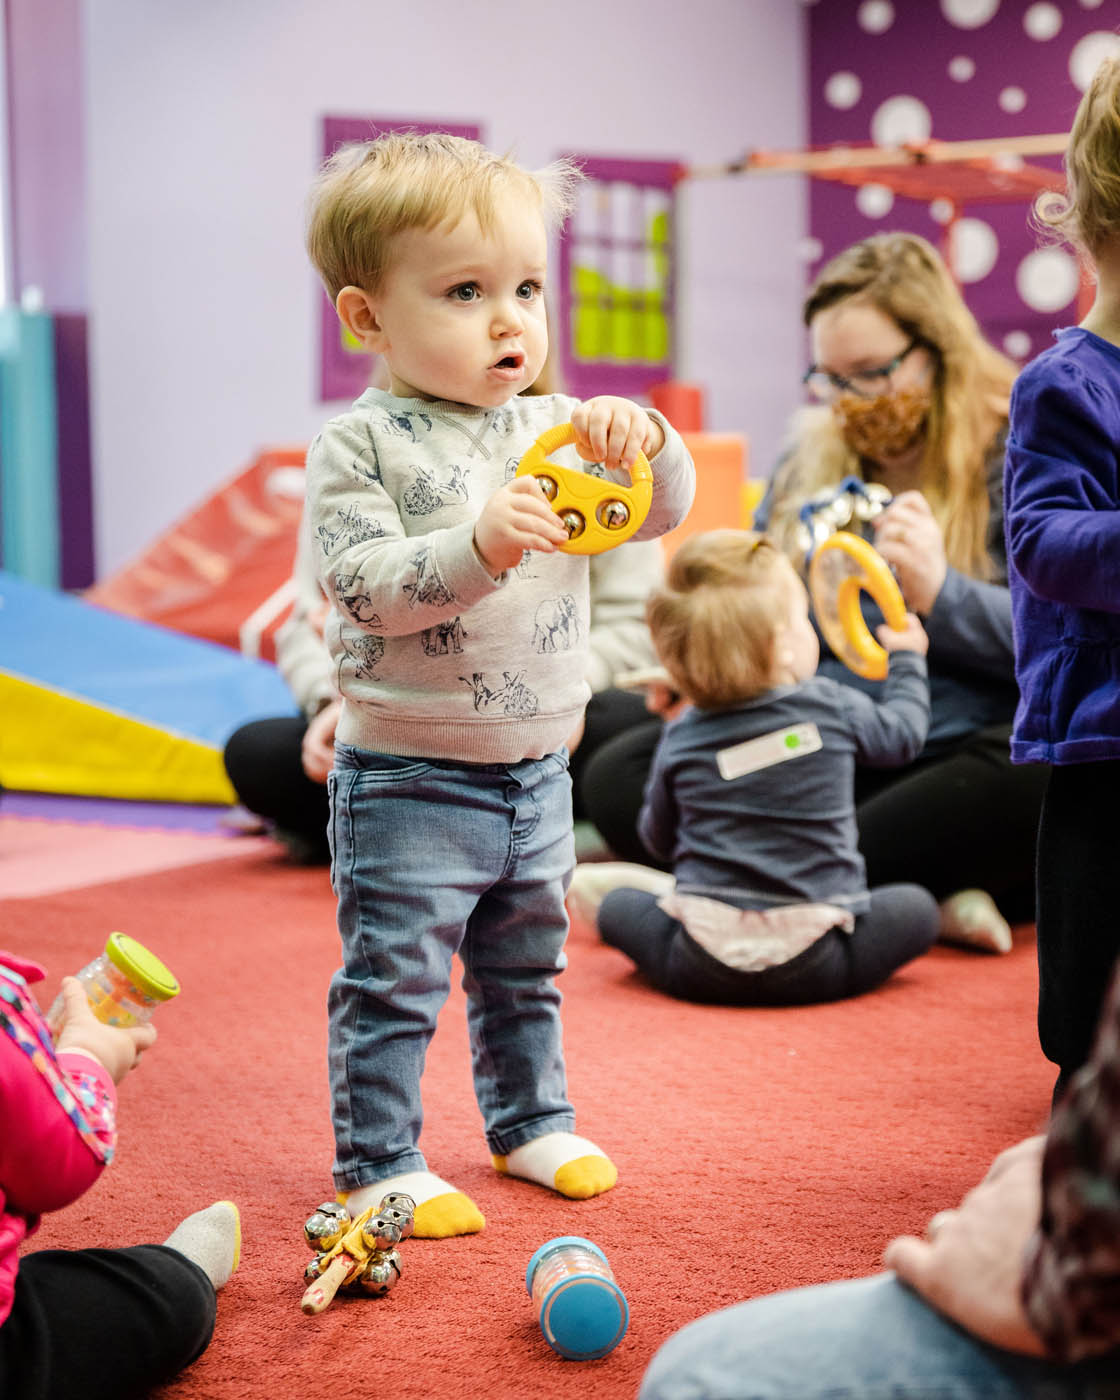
335,286,384,351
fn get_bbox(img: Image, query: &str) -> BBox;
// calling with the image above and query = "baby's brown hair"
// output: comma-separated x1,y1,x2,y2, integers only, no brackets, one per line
646,530,794,708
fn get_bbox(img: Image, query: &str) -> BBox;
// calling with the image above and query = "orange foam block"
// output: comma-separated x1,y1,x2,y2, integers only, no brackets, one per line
660,432,758,558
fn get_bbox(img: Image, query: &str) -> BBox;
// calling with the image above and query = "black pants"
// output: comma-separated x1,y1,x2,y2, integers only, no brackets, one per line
598,883,940,1005
0,1245,216,1400
224,715,331,861
582,715,1048,920
223,688,654,860
1036,760,1120,1102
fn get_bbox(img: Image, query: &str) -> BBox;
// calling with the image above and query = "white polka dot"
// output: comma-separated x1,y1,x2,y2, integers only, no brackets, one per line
992,152,1025,171
1003,330,1033,359
949,217,999,283
1024,3,1062,39
1070,31,1120,91
825,71,862,109
1016,247,1080,311
930,198,956,224
798,237,824,262
948,55,976,81
856,183,895,218
871,95,933,147
1078,0,1104,9
999,86,1027,113
940,0,999,29
858,0,895,33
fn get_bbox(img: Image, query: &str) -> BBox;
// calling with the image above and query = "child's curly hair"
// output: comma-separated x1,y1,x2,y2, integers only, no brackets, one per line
646,530,793,709
1033,53,1120,257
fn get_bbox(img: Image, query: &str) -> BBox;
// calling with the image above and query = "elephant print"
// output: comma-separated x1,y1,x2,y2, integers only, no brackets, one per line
532,594,581,653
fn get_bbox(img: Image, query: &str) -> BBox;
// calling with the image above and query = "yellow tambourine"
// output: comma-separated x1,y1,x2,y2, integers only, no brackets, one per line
515,422,653,556
808,531,907,681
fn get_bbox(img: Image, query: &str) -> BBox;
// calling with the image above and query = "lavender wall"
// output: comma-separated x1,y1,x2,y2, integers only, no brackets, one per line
807,1,1120,366
84,0,807,576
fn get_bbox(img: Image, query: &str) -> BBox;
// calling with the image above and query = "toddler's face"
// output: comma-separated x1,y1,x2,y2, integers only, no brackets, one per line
367,194,549,407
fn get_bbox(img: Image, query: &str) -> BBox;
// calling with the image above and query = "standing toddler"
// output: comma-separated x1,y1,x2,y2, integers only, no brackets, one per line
304,132,695,1235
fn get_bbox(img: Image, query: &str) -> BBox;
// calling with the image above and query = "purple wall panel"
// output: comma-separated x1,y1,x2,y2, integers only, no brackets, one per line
318,116,482,402
808,2,1116,367
53,314,94,588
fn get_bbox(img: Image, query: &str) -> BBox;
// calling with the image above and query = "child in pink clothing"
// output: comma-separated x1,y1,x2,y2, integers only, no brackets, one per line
0,952,240,1400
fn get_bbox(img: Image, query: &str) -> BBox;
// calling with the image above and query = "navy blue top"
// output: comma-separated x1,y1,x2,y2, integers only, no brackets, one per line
1005,327,1120,764
755,435,1017,754
639,654,929,915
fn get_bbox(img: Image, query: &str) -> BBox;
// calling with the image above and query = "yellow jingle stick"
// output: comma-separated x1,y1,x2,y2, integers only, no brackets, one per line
808,531,907,681
516,422,653,555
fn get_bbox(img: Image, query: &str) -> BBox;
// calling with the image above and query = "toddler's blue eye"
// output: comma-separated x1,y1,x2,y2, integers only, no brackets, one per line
451,285,478,302
517,281,541,300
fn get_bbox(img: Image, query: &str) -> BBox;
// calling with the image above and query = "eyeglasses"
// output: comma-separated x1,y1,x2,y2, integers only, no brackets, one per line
802,339,922,402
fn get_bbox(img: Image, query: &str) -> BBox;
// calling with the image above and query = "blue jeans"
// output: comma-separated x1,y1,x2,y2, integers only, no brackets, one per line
639,1273,1120,1399
327,745,576,1190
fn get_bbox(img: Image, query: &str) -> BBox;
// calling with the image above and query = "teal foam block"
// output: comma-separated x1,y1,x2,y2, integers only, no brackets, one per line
0,571,298,744
0,307,60,588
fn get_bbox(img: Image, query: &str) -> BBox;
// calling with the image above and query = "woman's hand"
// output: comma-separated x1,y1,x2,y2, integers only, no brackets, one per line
54,977,157,1084
302,699,342,784
873,490,947,616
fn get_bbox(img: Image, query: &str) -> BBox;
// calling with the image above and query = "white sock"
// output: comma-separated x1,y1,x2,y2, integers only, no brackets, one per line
163,1201,241,1290
494,1131,617,1199
939,888,1013,954
342,1170,484,1238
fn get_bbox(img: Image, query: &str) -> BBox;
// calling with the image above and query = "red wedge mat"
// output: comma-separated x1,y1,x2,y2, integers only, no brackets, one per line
6,850,1051,1400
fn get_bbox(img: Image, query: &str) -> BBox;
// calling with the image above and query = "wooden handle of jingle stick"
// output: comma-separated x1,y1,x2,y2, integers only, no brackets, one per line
301,1253,353,1315
808,532,906,682
515,422,653,556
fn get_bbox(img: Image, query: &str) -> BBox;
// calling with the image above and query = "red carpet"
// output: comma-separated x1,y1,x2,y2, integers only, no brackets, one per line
5,850,1052,1400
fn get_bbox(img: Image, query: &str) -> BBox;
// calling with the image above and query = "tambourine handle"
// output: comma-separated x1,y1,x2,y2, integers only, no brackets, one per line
808,532,906,682
515,422,653,555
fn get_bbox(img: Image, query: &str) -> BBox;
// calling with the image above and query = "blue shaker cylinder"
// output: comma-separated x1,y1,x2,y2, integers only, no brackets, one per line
526,1236,629,1360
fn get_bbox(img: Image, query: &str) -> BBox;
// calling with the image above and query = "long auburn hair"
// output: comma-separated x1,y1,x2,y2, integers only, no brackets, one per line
766,233,1017,579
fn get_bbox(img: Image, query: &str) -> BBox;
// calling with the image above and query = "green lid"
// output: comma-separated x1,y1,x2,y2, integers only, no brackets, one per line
104,932,180,1002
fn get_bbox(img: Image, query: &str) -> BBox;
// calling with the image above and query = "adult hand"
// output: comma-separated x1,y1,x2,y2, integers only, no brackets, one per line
302,699,342,784
54,977,157,1084
883,1134,1048,1356
571,396,664,472
474,477,569,575
873,490,947,615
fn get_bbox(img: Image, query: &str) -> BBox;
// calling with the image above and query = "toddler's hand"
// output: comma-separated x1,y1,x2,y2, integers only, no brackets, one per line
571,397,664,472
878,611,928,657
474,476,570,576
54,976,157,1084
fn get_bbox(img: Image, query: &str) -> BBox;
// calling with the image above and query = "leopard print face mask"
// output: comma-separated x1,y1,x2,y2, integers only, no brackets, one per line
831,385,932,461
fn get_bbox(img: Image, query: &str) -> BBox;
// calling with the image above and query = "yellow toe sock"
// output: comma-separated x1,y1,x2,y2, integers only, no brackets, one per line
492,1132,618,1200
412,1191,486,1238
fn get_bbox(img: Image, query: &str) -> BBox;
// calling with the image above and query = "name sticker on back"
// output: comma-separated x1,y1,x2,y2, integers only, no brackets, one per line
716,723,822,781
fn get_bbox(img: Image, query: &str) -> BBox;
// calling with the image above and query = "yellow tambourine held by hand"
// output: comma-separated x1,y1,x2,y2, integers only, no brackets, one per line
808,531,907,682
516,423,653,556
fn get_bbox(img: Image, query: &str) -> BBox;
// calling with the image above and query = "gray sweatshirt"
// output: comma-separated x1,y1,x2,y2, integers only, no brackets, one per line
305,388,695,763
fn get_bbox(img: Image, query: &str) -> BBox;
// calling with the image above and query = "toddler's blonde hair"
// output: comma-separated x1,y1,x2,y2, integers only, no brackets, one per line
647,530,794,709
1034,53,1120,257
306,131,583,301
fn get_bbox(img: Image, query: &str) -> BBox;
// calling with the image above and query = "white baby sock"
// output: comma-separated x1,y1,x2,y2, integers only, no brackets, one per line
163,1200,241,1290
342,1170,484,1238
493,1131,617,1199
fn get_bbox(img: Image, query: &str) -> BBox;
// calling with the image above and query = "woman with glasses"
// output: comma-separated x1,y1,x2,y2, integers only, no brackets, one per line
576,232,1046,952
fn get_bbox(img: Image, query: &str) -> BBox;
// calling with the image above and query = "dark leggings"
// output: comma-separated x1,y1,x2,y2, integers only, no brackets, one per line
0,1245,216,1400
598,883,940,1005
582,715,1048,920
223,715,331,859
1036,760,1120,1102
